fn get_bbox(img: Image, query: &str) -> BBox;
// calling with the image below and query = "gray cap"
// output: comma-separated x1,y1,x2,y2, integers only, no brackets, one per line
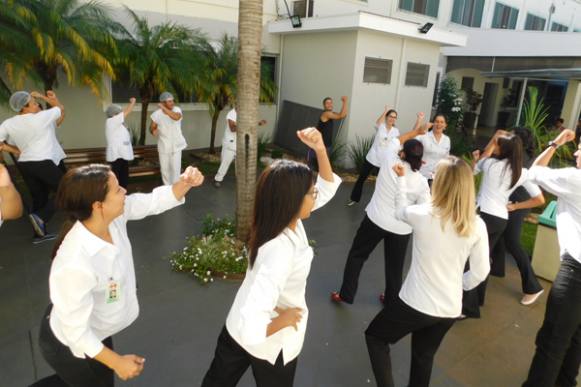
9,91,31,112
105,104,123,118
159,91,174,102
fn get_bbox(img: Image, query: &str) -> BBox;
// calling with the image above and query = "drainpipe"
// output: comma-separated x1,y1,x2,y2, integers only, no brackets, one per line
515,77,528,126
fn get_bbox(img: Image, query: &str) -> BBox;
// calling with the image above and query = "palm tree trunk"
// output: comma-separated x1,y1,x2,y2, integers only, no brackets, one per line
235,0,263,242
209,108,220,154
139,91,151,146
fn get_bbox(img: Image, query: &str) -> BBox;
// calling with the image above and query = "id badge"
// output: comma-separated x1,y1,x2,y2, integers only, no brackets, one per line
106,278,120,304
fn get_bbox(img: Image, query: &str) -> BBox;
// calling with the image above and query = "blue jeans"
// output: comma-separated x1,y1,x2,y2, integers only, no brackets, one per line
523,254,581,387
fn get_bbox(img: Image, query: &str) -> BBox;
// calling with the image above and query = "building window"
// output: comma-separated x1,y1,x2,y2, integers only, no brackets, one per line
405,62,430,87
292,0,314,18
363,57,393,84
451,0,485,27
399,0,440,18
461,76,474,91
524,14,546,31
551,22,569,32
491,2,519,29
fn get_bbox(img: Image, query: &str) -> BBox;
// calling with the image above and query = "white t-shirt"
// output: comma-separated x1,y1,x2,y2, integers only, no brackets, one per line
366,139,431,234
105,113,134,162
417,131,451,179
475,158,542,220
366,124,400,167
528,166,581,264
150,107,186,154
0,107,65,165
222,109,237,150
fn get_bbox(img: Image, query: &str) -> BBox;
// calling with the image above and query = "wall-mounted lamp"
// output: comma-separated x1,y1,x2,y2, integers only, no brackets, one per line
418,22,433,34
283,0,302,29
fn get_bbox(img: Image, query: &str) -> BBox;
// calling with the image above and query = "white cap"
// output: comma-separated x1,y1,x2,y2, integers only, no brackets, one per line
159,91,174,102
105,104,123,118
9,91,31,112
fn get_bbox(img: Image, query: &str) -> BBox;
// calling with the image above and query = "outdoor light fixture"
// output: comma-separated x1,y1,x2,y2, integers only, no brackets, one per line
418,22,433,34
283,0,302,29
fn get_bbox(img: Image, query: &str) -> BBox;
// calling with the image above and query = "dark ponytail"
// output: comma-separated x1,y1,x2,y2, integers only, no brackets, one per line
248,160,315,268
402,139,424,172
495,135,523,189
51,164,111,259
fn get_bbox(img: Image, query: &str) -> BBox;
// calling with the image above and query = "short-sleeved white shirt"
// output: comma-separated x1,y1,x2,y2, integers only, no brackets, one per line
150,107,186,154
105,113,134,162
0,107,65,165
222,109,237,150
417,131,451,179
366,124,400,167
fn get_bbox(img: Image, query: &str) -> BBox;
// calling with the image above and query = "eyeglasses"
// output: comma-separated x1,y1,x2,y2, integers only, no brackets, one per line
388,115,397,119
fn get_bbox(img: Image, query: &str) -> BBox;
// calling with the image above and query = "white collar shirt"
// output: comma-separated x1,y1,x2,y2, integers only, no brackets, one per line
222,109,237,150
366,124,400,167
0,107,65,164
528,166,581,263
226,173,341,365
417,132,451,179
48,185,184,358
475,158,542,220
105,113,134,162
150,107,187,154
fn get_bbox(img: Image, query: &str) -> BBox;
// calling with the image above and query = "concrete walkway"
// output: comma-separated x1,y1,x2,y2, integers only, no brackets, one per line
0,177,574,386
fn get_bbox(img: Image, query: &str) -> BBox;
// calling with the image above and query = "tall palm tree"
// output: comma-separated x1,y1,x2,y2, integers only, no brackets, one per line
194,34,276,154
114,7,203,145
235,0,264,241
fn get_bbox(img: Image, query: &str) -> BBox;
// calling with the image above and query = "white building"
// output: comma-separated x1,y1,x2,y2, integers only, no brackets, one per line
1,0,580,166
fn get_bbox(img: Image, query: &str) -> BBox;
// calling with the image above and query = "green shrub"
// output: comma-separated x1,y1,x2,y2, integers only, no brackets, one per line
349,135,374,171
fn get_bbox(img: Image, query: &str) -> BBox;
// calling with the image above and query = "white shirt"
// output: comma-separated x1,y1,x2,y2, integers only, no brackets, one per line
528,166,581,264
49,186,184,358
226,174,341,365
222,109,237,150
475,158,542,220
366,139,431,235
150,107,186,154
366,124,400,167
417,131,451,179
395,178,490,317
105,113,134,162
0,107,66,165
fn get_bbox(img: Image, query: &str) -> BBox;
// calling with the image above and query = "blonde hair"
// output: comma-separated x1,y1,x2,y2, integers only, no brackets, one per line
431,156,476,237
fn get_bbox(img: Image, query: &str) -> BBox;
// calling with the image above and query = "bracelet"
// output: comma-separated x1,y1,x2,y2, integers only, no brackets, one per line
547,141,559,150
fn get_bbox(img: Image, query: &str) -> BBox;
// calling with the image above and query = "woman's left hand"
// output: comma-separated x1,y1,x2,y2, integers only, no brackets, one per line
507,202,518,212
393,163,405,177
180,166,204,187
297,127,325,152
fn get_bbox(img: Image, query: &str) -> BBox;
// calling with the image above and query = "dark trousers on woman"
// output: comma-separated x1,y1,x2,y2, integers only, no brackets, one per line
365,297,455,387
35,306,114,387
18,160,66,224
202,326,298,387
350,159,378,203
492,208,543,294
523,255,581,387
462,212,507,317
110,158,129,189
339,215,410,304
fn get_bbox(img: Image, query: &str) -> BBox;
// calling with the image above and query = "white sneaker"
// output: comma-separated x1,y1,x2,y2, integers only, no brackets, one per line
346,200,357,207
521,289,544,306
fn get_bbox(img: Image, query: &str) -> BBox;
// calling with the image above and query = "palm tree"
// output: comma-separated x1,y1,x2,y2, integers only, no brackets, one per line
194,34,276,154
235,0,264,241
114,7,203,145
4,0,118,96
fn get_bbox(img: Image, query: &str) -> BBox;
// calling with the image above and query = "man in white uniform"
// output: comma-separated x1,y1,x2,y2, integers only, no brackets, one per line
150,92,186,185
213,107,266,188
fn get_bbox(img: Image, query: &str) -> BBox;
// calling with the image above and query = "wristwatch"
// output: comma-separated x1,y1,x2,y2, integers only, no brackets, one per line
547,141,559,149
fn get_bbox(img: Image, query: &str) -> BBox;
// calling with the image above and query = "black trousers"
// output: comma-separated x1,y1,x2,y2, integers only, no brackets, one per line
339,215,410,304
365,297,455,387
110,159,129,189
350,159,378,203
18,160,66,224
523,255,581,387
35,306,114,387
492,208,543,294
202,326,298,387
462,212,507,317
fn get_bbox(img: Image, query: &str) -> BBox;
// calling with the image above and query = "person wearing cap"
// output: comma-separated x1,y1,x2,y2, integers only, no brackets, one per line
149,92,186,185
105,98,137,189
0,163,23,228
0,90,65,242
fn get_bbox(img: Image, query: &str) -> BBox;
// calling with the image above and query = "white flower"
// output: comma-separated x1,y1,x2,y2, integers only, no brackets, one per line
206,270,211,275
204,278,208,283
210,278,214,282
223,275,227,279
194,263,197,267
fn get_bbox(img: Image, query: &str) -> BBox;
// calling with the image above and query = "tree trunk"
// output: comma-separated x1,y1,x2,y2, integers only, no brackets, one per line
139,89,151,146
235,0,263,242
209,108,220,154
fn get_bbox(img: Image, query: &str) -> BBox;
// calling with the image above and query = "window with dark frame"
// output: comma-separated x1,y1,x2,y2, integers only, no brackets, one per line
398,0,440,18
524,13,546,31
405,62,430,87
491,2,519,29
551,22,568,32
451,0,485,27
363,57,393,84
461,76,474,91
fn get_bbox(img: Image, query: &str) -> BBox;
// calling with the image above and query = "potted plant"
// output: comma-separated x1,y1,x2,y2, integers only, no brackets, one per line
463,88,483,131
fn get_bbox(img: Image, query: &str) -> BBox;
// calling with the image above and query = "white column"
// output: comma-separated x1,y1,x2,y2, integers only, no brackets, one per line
561,80,581,128
515,77,528,126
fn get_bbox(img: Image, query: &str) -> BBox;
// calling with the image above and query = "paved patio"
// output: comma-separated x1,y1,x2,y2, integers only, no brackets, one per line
0,177,575,386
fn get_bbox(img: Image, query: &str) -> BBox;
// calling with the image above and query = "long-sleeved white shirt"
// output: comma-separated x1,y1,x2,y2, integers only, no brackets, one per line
417,131,451,180
150,107,187,154
105,112,134,162
49,186,184,358
395,177,490,318
225,174,341,365
366,139,431,235
528,166,581,264
475,158,542,220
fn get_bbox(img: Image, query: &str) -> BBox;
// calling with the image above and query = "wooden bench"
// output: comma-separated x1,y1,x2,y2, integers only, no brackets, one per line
64,145,160,178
